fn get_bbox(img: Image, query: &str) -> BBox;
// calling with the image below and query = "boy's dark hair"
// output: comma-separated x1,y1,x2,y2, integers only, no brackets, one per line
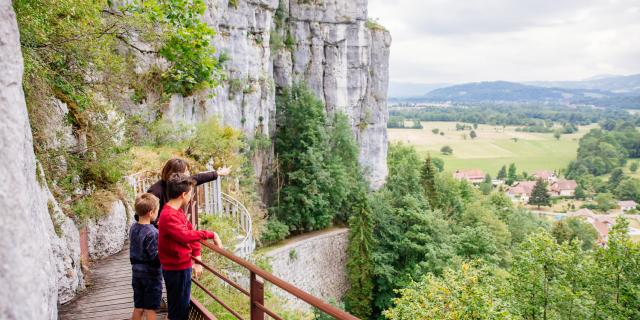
161,158,190,182
166,173,196,199
135,193,159,217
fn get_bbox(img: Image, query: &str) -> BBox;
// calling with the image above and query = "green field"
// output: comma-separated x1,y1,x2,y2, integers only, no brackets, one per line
389,121,595,176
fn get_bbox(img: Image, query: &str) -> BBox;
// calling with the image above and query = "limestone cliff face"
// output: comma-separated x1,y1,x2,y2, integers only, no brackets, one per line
0,2,57,317
165,0,391,189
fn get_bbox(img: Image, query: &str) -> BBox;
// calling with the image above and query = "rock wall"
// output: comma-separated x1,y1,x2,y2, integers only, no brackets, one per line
41,172,85,304
86,200,132,260
265,228,349,311
163,0,391,190
0,1,58,318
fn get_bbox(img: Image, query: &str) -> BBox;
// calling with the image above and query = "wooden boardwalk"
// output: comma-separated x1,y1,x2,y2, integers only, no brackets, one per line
59,246,167,320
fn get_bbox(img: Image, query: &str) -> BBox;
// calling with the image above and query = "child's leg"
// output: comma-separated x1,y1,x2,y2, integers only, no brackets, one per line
163,268,192,320
143,309,157,320
131,308,144,320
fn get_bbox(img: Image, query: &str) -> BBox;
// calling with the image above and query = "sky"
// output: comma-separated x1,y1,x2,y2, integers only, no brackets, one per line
368,0,640,84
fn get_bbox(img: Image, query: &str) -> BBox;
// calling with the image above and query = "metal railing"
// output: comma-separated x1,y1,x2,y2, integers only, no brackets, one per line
191,240,359,320
124,172,256,258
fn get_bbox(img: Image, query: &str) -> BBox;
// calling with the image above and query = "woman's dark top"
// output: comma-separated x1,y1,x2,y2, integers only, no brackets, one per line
145,171,218,224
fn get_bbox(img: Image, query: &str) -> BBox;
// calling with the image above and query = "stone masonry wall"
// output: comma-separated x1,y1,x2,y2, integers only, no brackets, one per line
265,228,349,311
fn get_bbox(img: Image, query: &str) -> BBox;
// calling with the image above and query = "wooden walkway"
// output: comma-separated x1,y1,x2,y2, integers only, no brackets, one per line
59,246,167,320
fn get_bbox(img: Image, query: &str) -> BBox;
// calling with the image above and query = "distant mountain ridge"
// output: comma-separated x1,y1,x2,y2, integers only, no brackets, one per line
424,81,618,103
389,74,640,108
527,74,640,95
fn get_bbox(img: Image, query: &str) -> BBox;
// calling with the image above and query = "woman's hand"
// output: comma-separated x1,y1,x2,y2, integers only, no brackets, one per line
216,166,232,176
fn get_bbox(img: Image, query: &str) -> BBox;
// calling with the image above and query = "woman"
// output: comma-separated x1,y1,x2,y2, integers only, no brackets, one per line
145,158,231,223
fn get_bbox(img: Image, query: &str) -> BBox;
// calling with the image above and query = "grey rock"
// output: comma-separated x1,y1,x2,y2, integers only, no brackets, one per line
162,0,391,191
39,173,85,304
86,200,130,260
0,1,58,318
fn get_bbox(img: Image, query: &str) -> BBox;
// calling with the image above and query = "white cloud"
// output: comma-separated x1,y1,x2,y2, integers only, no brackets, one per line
368,0,640,83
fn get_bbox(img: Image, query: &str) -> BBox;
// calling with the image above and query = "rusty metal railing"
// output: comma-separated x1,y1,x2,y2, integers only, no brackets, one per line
190,240,359,320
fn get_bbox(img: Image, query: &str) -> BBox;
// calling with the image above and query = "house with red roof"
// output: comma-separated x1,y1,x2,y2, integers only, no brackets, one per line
532,170,557,184
453,169,485,184
550,180,577,197
506,181,538,203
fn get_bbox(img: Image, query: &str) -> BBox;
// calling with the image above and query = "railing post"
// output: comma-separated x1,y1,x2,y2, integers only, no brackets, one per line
250,272,264,320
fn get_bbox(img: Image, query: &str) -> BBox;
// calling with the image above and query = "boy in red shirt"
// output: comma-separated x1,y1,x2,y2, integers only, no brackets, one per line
158,173,223,320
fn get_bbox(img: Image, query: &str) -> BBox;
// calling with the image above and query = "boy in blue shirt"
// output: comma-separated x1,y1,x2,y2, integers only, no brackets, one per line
130,193,162,320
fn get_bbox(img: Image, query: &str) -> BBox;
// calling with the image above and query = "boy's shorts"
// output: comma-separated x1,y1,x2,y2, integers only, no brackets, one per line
132,276,163,310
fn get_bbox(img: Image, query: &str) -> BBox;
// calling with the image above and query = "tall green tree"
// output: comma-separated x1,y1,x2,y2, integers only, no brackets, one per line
420,155,437,206
273,84,332,232
608,168,625,190
507,163,518,185
344,181,375,319
529,179,550,208
497,165,507,180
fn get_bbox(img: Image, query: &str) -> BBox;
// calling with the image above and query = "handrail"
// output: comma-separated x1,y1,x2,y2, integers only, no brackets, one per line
194,240,359,320
220,192,255,257
124,171,256,257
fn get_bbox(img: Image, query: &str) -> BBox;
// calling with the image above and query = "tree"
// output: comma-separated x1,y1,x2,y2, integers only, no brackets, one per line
432,128,439,134
608,168,625,190
344,183,374,319
507,163,517,185
509,231,594,320
421,155,437,206
594,193,617,213
431,157,445,172
590,217,640,319
528,179,550,208
551,220,573,244
615,178,640,202
630,162,639,173
440,145,453,155
553,130,561,140
497,165,507,180
455,226,498,262
470,130,477,139
384,262,512,320
273,85,360,232
479,174,493,195
574,184,586,200
551,218,598,250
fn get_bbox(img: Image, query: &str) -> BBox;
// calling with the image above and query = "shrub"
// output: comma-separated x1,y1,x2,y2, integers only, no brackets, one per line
260,219,290,246
440,145,453,155
270,30,284,53
140,0,224,96
186,117,244,169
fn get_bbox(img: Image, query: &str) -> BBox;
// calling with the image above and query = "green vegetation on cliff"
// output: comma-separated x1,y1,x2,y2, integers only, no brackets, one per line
14,0,225,219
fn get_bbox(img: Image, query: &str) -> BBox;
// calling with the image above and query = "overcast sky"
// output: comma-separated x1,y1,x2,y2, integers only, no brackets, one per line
368,0,640,84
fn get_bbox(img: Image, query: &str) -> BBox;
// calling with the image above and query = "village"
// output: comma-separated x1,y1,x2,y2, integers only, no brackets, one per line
454,169,640,245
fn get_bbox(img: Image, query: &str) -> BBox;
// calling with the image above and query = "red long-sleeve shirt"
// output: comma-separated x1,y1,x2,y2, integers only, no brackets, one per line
158,204,214,270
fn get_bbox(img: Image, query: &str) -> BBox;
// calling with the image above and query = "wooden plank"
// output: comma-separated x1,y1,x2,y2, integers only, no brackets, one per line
60,301,133,314
60,308,132,320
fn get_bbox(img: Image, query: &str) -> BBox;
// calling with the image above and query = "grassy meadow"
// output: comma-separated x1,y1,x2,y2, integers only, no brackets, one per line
388,121,596,176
